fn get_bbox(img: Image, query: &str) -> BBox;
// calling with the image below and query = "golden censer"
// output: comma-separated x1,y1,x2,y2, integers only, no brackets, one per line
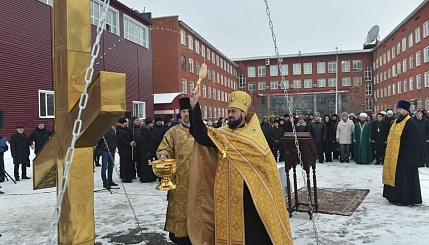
148,158,177,190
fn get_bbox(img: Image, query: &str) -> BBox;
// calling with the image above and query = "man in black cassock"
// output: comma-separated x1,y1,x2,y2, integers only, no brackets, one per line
382,100,422,206
371,113,389,165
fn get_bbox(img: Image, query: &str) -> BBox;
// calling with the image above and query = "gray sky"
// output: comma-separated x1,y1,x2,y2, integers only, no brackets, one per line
119,0,425,59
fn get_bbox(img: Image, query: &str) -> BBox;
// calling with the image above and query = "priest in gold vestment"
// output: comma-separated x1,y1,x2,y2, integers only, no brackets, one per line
188,90,293,245
157,98,194,245
382,100,422,206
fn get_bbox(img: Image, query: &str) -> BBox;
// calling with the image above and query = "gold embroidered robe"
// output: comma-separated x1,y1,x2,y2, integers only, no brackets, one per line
157,123,195,237
188,113,293,245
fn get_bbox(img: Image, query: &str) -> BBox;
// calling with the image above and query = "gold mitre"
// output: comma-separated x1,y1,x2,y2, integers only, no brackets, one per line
229,91,251,113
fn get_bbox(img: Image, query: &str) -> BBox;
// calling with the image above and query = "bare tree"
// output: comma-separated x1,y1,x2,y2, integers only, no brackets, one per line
344,85,365,113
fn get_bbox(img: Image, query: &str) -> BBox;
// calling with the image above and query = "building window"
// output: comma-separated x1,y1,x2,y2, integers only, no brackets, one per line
293,64,301,75
248,82,256,91
365,98,373,111
317,78,326,87
424,46,429,63
342,61,350,72
270,65,278,76
425,71,429,87
133,101,146,119
91,0,120,35
190,81,194,93
303,79,312,88
217,90,220,101
409,55,414,69
353,77,362,87
208,87,212,99
212,89,216,100
423,21,429,38
364,67,372,81
258,82,267,90
189,58,194,73
270,81,278,90
216,55,219,67
409,33,413,48
397,62,402,74
258,66,266,77
415,27,421,44
280,64,288,75
293,80,302,88
392,46,396,59
181,55,186,70
402,59,407,73
203,106,208,119
353,60,362,72
402,37,407,52
196,62,200,75
383,54,386,65
303,63,312,74
182,79,187,94
328,78,337,87
280,80,289,89
123,15,150,48
387,50,391,62
188,35,193,50
397,42,401,55
207,49,211,61
221,91,224,102
417,74,422,89
212,52,215,64
180,29,186,45
388,85,391,96
248,67,256,77
410,77,414,91
220,58,223,69
317,62,326,74
416,51,422,66
202,85,207,98
195,40,200,54
328,62,337,73
39,90,54,118
397,81,402,94
239,74,246,88
403,79,408,92
38,0,52,5
342,77,351,86
365,83,372,96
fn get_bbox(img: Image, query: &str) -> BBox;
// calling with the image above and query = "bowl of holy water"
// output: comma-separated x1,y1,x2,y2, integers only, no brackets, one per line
148,158,177,190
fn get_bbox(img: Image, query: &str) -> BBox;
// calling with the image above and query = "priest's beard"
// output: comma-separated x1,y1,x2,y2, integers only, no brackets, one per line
396,112,408,122
228,114,243,129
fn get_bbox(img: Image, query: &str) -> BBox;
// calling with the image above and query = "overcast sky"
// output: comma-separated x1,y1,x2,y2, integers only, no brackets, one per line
119,0,425,59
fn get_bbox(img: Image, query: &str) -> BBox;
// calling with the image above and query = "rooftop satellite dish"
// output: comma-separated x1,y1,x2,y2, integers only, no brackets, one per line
366,25,380,43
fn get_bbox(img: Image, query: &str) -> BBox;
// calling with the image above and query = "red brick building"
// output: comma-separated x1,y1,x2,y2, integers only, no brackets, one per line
0,0,153,137
152,16,238,122
234,50,373,117
372,0,429,113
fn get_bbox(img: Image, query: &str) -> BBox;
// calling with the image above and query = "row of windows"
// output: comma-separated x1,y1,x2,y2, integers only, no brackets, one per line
374,46,429,84
375,71,429,99
245,77,365,90
180,29,236,77
247,60,363,78
90,0,149,48
181,55,237,89
181,79,233,101
202,106,228,120
375,20,429,69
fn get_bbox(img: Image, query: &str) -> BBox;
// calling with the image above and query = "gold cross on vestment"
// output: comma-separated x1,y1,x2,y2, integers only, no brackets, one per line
32,1,126,244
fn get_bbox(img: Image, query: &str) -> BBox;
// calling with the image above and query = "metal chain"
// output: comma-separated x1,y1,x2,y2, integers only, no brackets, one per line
263,0,319,243
102,135,146,241
47,0,111,244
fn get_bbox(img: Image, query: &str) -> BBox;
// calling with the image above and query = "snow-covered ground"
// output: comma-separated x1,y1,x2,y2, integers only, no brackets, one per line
1,147,429,245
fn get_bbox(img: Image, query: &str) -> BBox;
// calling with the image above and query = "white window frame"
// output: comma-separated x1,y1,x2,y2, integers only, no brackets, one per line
410,55,414,69
293,80,302,88
92,0,120,36
202,85,207,98
317,78,326,87
258,82,267,90
123,14,149,48
423,21,429,38
403,79,408,93
303,63,312,74
409,33,413,48
417,74,422,89
416,27,421,43
342,60,350,72
182,79,187,94
410,77,414,91
201,45,205,57
425,71,429,88
293,63,301,75
417,51,422,66
280,64,288,75
353,77,362,87
189,58,194,73
258,66,266,77
188,35,193,50
364,67,372,81
248,82,256,91
270,65,278,76
342,77,351,86
317,62,326,74
328,62,337,73
39,90,55,118
424,46,429,63
133,101,146,119
402,37,407,52
248,67,256,77
180,29,186,45
239,74,246,88
353,60,362,72
328,78,337,87
195,40,200,54
270,81,278,90
280,80,289,89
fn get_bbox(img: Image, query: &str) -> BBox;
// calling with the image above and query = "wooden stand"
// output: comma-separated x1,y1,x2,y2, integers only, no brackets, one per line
281,132,318,219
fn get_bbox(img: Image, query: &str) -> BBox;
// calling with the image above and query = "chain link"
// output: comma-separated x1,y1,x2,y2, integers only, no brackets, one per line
47,0,111,244
263,0,319,243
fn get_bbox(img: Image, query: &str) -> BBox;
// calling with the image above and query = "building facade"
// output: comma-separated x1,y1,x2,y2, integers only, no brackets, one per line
234,50,373,117
0,0,153,137
372,0,429,113
152,16,238,122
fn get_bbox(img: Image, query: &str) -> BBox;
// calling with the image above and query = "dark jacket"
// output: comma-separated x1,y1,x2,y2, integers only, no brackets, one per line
414,117,429,144
141,124,157,160
10,132,30,165
97,127,117,152
28,127,52,154
282,120,293,132
152,124,165,148
371,119,389,151
117,125,132,159
260,122,272,145
308,120,326,144
269,126,285,146
128,125,142,147
295,122,309,132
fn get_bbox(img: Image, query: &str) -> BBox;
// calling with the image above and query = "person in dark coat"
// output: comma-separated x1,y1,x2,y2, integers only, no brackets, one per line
260,116,272,147
152,116,165,148
10,125,30,181
269,120,285,161
140,118,158,183
28,122,52,155
331,114,340,160
282,114,293,132
117,117,135,183
323,115,336,162
0,135,8,183
414,110,429,167
97,124,118,189
308,113,326,163
128,116,142,178
295,116,308,132
383,100,422,206
371,113,389,165
159,115,173,144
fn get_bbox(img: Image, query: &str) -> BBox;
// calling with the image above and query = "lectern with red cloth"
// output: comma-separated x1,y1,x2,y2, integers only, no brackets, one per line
281,132,318,218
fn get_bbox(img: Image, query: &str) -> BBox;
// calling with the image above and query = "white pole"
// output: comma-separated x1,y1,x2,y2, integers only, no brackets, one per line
335,47,338,114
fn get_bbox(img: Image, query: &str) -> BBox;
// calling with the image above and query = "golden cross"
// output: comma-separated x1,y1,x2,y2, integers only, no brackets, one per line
33,1,126,244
